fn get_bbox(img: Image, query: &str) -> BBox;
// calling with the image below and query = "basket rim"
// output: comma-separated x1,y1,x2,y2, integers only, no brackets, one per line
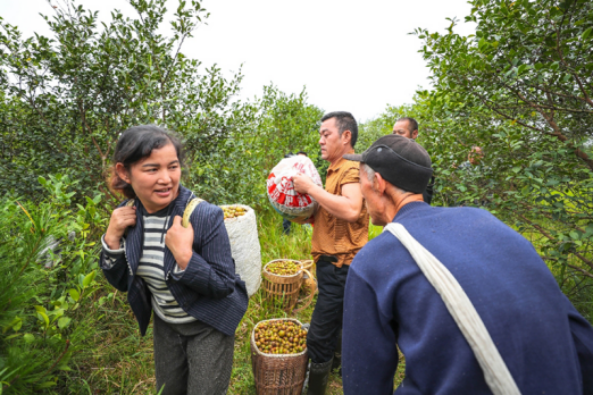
263,259,303,278
251,318,308,358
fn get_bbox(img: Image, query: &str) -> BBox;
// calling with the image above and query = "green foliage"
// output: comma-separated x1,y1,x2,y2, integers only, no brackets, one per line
403,0,592,297
415,0,592,167
0,0,249,200
188,85,325,209
358,0,593,317
0,175,108,394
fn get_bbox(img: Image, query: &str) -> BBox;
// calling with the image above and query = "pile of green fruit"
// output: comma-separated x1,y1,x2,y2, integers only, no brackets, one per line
221,205,247,220
266,260,300,276
254,320,307,354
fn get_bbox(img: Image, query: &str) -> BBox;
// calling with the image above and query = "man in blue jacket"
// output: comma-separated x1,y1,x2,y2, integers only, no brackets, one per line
341,135,593,394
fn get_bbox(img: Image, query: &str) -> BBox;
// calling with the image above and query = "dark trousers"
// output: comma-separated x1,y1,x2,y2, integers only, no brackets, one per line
306,259,349,363
282,218,292,235
153,315,235,394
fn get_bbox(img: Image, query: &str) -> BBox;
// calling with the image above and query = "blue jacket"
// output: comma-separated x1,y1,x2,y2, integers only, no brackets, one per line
343,201,593,394
100,186,248,337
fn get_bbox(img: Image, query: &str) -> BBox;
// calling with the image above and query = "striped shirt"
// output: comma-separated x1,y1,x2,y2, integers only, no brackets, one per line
101,206,195,324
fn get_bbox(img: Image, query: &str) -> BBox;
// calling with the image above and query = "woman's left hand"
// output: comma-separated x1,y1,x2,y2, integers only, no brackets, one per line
165,215,194,270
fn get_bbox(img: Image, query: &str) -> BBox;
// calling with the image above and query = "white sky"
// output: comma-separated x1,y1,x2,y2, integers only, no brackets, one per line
1,0,475,122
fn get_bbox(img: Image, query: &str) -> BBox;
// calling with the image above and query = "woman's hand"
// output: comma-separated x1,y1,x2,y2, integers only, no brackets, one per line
105,206,137,249
165,215,194,270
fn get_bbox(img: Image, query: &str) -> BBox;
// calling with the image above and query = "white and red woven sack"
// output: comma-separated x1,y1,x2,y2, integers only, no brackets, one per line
267,156,322,221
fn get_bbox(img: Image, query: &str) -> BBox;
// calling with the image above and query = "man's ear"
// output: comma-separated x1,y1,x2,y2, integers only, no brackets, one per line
412,129,419,140
342,130,352,145
115,163,131,184
374,172,387,194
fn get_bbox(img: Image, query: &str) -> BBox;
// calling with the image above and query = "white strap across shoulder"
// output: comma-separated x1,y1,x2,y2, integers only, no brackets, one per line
384,222,521,395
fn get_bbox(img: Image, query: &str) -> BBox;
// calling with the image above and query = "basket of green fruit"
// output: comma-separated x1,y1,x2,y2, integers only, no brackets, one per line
250,318,309,395
263,260,314,312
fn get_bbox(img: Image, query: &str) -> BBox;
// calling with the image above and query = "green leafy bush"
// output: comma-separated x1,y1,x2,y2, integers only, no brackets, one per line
0,0,250,201
0,175,107,393
188,85,326,209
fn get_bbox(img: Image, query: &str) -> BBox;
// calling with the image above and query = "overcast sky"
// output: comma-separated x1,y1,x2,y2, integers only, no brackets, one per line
1,0,475,122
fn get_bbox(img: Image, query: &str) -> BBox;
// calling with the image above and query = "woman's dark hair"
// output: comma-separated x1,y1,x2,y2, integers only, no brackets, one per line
109,125,184,199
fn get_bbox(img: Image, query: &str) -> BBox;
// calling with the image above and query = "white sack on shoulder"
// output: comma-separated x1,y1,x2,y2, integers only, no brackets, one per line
222,204,262,297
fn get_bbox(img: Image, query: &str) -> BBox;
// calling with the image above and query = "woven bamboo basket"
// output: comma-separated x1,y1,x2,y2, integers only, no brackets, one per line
300,259,314,272
250,318,309,395
262,259,305,311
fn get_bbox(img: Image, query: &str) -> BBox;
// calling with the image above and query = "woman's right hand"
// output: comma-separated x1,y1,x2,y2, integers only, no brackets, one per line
104,206,137,250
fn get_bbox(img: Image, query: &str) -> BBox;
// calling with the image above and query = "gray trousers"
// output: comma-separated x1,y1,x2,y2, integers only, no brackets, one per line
153,315,235,395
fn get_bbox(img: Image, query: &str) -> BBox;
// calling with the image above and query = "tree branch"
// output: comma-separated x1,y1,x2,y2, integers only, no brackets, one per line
515,212,593,270
566,263,593,278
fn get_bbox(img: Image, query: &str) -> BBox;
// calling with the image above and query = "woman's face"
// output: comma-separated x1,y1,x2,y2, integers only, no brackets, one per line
117,143,181,213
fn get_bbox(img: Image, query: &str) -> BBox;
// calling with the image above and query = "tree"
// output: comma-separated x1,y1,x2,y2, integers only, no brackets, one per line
416,0,592,167
0,0,249,199
189,84,325,209
405,0,592,303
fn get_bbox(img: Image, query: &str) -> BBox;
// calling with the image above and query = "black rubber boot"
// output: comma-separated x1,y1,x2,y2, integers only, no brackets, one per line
307,358,333,395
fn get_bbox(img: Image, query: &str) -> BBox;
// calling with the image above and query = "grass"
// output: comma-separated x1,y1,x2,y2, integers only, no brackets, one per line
63,207,590,395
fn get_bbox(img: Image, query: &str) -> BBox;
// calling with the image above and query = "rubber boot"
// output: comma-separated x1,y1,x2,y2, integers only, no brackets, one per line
332,330,342,375
307,358,333,395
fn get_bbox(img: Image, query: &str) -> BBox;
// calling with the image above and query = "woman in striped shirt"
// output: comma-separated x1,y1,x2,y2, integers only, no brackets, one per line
100,125,248,394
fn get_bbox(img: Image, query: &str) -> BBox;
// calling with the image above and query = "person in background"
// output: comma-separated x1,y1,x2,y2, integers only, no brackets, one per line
283,151,309,235
100,125,248,394
457,145,485,170
293,111,369,394
392,117,434,204
455,145,490,207
341,134,593,394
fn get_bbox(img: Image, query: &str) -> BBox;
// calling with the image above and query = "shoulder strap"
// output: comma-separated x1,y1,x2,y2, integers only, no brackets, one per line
384,222,521,395
182,197,204,228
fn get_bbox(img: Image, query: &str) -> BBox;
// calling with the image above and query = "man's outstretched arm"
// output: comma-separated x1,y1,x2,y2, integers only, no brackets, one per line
293,174,363,222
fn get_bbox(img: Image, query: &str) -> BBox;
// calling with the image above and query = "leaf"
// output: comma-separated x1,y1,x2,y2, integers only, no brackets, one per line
23,333,35,343
37,381,57,388
58,316,72,329
37,311,50,327
82,270,96,288
68,288,80,301
16,201,34,227
12,317,23,332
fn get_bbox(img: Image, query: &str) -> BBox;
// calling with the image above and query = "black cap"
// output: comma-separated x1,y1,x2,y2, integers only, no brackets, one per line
343,135,432,193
